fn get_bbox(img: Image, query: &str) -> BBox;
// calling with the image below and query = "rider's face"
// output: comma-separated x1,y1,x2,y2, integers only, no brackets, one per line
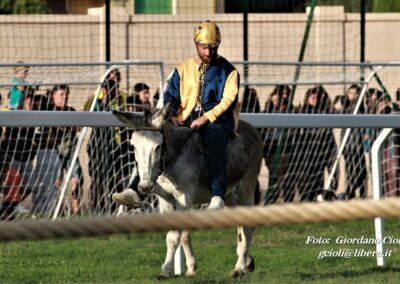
196,44,218,64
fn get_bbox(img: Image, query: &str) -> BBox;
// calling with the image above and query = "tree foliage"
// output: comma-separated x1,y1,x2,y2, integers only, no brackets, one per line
315,0,374,12
373,0,400,12
317,0,400,12
0,0,51,14
0,0,13,14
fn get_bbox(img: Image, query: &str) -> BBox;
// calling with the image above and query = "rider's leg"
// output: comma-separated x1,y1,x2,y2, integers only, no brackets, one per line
198,123,229,209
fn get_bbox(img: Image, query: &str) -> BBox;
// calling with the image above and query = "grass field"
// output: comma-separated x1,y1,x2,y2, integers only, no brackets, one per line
1,219,400,283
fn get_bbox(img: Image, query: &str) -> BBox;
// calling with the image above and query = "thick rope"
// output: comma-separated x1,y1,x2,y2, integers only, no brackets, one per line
1,197,400,241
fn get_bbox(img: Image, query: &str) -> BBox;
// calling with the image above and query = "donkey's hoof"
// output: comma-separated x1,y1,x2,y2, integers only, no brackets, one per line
185,270,196,278
158,271,171,280
246,256,255,273
229,269,244,278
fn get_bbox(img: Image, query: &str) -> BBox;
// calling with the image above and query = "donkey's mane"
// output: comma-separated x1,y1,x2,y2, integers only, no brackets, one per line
161,122,197,168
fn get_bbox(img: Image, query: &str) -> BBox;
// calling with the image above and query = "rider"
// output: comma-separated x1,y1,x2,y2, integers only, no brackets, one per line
112,20,239,210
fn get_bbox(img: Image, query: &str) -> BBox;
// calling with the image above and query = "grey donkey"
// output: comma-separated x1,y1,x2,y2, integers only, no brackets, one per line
113,103,263,279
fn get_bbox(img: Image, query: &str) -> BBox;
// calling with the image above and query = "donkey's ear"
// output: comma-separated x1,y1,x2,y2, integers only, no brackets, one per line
151,103,173,129
113,110,148,128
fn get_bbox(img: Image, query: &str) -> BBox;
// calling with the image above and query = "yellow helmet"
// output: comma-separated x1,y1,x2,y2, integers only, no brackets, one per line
194,20,221,47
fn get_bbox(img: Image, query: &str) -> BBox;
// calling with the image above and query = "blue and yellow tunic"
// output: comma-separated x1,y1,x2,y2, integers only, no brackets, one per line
164,55,239,133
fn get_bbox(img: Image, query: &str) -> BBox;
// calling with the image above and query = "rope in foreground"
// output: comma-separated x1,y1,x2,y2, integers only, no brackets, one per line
1,197,400,242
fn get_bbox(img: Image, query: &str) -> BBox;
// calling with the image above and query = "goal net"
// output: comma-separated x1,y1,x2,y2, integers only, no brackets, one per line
1,61,398,223
0,0,375,223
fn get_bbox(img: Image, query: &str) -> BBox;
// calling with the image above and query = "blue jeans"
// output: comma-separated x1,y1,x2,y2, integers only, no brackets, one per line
198,123,229,199
32,149,61,215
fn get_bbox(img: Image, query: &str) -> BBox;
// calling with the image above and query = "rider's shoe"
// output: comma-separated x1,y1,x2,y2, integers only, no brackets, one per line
208,196,225,210
112,188,142,208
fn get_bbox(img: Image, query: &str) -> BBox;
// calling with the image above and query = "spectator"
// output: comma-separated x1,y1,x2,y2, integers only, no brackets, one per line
127,82,151,112
50,85,83,214
9,63,29,110
376,93,398,196
288,85,338,202
376,92,391,114
32,93,61,216
108,68,130,110
83,71,128,112
240,87,260,113
262,85,299,204
396,88,400,109
366,88,383,114
337,84,367,199
0,93,4,110
395,89,400,194
363,88,382,153
85,77,128,214
0,158,21,220
0,92,37,219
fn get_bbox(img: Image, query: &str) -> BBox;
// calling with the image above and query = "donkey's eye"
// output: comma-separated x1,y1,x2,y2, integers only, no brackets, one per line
155,144,161,152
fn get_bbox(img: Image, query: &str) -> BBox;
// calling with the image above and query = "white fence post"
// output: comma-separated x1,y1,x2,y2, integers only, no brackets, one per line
371,128,393,267
174,244,185,275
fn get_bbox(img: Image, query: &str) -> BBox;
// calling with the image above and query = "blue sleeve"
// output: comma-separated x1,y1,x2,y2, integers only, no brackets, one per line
163,69,181,116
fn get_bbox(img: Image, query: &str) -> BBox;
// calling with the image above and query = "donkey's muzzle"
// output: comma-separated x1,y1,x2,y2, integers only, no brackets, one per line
138,180,154,193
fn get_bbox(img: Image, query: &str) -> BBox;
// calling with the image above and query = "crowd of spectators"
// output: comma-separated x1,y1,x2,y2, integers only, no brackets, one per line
240,83,400,203
1,63,400,219
0,66,156,219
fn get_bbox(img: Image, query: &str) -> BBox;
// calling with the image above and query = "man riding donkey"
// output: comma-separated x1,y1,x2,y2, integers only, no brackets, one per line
113,20,240,210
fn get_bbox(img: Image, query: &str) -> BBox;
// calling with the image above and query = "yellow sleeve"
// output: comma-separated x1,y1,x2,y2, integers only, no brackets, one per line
204,69,239,122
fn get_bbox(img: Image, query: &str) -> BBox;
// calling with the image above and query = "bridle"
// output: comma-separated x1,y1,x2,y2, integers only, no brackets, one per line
133,124,196,177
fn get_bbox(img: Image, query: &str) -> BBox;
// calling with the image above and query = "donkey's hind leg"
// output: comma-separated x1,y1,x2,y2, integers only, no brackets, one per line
230,175,258,278
230,225,255,278
158,196,181,279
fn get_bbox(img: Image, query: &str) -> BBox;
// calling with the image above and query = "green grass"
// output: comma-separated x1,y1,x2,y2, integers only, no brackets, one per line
1,219,400,283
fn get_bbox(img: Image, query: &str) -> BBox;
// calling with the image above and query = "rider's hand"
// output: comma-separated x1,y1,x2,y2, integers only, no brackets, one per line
190,115,209,130
170,116,183,127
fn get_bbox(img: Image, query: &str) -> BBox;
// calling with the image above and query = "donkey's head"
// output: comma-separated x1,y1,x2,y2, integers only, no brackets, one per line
113,104,172,193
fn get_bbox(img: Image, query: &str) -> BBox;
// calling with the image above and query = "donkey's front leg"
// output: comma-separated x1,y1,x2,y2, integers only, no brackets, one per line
159,230,181,279
180,230,197,277
157,194,179,279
